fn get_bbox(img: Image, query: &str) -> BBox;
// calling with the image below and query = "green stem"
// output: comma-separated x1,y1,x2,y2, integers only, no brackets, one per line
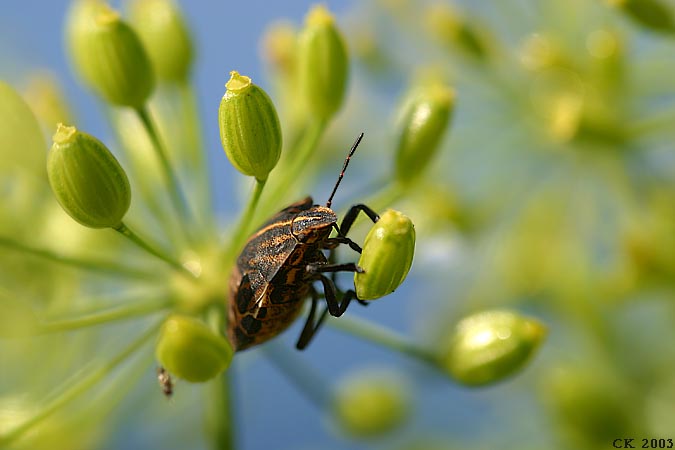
326,315,438,365
105,107,185,250
0,235,156,280
261,341,331,408
205,306,236,450
225,178,267,259
0,321,160,446
359,182,405,216
135,106,195,243
113,222,195,279
38,296,173,334
255,118,327,219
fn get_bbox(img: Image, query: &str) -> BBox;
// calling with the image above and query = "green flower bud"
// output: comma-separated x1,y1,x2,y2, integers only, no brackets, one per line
425,4,491,60
394,83,455,186
66,0,155,107
439,310,546,386
298,4,349,120
23,73,74,133
354,210,415,301
155,314,233,382
47,124,131,229
0,80,46,176
128,0,194,83
218,71,282,181
261,21,298,78
606,0,675,33
518,33,569,72
543,367,637,447
332,369,411,438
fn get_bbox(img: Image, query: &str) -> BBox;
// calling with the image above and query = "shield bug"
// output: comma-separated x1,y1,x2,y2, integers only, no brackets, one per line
228,133,380,351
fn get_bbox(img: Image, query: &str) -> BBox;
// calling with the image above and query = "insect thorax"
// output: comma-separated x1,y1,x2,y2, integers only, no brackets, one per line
291,205,337,243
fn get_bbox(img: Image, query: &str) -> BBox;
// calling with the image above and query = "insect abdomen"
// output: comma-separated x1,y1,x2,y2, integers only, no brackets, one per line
228,263,310,350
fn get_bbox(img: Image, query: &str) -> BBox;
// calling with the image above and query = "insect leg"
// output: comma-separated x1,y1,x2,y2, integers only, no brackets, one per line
295,287,329,350
339,204,380,237
317,274,358,317
323,235,362,253
307,262,364,274
308,263,369,306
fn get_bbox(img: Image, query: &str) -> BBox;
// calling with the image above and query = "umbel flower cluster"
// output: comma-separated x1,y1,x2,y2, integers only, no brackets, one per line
5,0,675,448
0,0,546,447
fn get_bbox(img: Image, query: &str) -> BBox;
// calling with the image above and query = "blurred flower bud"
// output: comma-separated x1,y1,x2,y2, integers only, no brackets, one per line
23,73,73,133
438,310,546,386
518,33,570,72
0,81,46,176
260,21,298,78
156,314,233,382
260,22,304,131
218,71,282,181
543,367,638,448
587,29,626,101
331,369,411,438
66,0,155,107
47,124,131,229
128,0,194,83
355,210,415,300
298,4,349,120
606,0,675,33
425,4,491,61
394,83,455,186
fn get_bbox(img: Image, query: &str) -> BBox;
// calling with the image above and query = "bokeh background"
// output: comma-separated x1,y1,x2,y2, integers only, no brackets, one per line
2,1,675,449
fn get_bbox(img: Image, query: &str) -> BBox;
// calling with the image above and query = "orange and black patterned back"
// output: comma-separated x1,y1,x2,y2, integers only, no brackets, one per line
228,197,324,350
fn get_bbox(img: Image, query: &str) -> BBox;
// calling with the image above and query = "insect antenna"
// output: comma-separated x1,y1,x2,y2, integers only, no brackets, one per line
326,132,364,209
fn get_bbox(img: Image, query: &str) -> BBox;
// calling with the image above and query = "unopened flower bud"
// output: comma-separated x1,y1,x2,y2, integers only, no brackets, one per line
439,310,546,386
332,369,411,438
23,73,73,133
298,4,349,120
518,33,569,72
47,124,131,229
0,81,46,175
425,4,491,60
606,0,675,33
394,83,455,186
261,21,298,78
156,314,233,382
544,367,637,446
354,210,415,300
128,0,194,83
218,71,282,181
66,0,155,107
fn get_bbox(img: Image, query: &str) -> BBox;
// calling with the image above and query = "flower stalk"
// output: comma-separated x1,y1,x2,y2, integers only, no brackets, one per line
0,234,157,279
135,106,196,243
325,314,437,365
113,222,194,279
37,296,173,334
0,321,161,446
205,306,236,450
254,117,327,221
224,178,267,259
